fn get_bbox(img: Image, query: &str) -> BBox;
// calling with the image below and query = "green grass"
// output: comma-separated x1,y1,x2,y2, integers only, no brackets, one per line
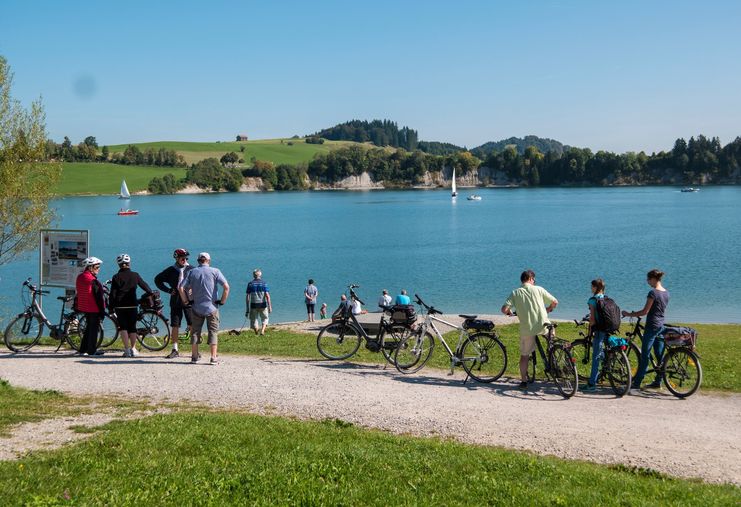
0,379,76,435
218,321,741,392
106,138,356,165
55,162,187,195
0,411,738,505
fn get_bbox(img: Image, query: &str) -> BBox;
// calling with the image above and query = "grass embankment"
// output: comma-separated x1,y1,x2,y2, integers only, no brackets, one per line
55,162,187,196
0,405,738,505
218,321,741,392
106,138,353,165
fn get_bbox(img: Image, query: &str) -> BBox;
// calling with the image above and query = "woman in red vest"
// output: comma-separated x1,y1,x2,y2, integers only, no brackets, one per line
76,256,106,355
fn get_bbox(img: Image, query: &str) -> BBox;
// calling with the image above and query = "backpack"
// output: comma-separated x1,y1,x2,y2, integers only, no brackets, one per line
595,296,621,333
390,304,417,325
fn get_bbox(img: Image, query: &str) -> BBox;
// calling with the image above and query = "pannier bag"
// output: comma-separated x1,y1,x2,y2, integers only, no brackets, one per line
391,304,417,325
139,290,164,311
663,325,698,349
462,318,495,331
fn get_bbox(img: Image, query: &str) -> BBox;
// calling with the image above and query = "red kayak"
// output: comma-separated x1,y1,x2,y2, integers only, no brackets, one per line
117,209,139,216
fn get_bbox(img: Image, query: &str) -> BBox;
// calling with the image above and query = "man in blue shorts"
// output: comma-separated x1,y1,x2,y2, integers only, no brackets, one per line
246,269,272,335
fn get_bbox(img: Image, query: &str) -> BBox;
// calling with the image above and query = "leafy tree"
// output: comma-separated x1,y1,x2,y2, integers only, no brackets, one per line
220,151,239,167
83,136,97,148
0,56,61,265
186,158,242,191
101,145,110,161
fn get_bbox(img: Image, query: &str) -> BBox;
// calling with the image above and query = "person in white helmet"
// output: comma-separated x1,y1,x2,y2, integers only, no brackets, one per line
75,256,106,356
109,254,153,358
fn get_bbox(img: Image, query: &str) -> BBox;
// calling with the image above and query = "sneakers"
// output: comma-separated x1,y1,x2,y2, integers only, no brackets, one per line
517,381,528,390
130,348,139,357
165,349,179,359
581,384,597,392
209,357,220,366
643,380,663,390
191,356,199,364
122,350,131,358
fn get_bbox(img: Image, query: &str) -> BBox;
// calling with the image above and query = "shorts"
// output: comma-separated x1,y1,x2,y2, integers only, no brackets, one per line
115,307,138,334
249,307,269,326
306,302,315,313
519,335,537,357
170,304,192,328
191,309,219,345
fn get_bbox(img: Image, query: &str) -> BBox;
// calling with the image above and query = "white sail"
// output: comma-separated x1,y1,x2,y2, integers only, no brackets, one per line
451,168,457,197
119,179,131,199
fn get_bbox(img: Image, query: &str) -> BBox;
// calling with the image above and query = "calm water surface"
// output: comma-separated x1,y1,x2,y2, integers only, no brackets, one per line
1,187,739,328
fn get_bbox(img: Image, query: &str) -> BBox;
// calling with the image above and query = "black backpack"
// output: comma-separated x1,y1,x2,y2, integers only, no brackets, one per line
595,296,621,333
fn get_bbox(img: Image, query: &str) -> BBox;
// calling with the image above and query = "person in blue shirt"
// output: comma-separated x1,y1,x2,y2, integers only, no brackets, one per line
394,289,411,305
582,278,607,392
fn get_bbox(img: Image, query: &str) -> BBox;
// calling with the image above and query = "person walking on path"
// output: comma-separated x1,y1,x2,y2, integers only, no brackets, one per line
155,248,193,359
622,269,670,390
378,289,392,309
178,252,229,365
246,269,272,335
501,269,558,390
304,279,318,322
109,254,153,358
582,278,607,392
75,256,106,356
394,289,411,305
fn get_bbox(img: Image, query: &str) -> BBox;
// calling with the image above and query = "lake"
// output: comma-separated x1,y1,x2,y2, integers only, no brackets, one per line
1,187,739,329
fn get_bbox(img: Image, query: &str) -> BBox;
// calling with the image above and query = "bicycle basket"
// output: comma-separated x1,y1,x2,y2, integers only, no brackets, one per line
663,325,697,349
391,304,417,325
139,290,164,311
462,318,494,331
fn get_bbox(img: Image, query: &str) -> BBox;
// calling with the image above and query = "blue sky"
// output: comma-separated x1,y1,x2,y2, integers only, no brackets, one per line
2,0,739,153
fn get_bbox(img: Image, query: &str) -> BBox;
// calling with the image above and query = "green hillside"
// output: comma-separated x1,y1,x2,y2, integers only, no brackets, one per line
55,163,187,195
106,138,356,165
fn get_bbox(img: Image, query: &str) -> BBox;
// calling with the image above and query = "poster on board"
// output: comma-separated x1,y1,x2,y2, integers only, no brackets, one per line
40,229,89,288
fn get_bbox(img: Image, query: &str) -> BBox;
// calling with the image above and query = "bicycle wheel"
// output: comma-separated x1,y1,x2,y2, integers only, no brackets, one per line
316,322,362,360
626,341,641,378
549,344,578,398
662,348,702,398
4,313,43,352
99,315,120,349
379,324,412,365
460,332,507,383
569,339,591,381
74,314,106,349
394,331,434,374
605,349,632,397
136,311,171,351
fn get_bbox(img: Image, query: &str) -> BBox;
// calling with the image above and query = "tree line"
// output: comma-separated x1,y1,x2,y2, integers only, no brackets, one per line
44,136,186,168
312,119,419,151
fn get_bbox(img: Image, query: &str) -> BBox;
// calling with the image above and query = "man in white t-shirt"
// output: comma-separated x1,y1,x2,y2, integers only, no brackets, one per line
378,289,392,309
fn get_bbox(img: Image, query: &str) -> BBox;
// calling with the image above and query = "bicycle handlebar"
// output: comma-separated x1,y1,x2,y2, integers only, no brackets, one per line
414,294,442,315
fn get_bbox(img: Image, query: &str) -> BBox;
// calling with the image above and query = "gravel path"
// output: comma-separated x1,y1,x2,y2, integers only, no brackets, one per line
1,349,739,485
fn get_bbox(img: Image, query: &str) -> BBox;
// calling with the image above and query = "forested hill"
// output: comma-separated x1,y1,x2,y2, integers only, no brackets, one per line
311,120,419,151
471,136,566,158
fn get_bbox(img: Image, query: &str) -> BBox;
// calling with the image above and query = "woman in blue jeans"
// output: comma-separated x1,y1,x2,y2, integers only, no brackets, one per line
582,278,607,392
622,269,670,389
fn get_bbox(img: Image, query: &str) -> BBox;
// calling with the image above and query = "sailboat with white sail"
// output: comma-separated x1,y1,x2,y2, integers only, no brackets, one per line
451,168,457,198
119,179,131,200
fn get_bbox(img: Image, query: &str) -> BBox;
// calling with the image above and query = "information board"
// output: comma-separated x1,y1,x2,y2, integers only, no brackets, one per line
39,229,89,288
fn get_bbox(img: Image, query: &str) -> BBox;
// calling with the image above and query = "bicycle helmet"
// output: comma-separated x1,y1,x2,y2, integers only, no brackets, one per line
173,248,189,259
116,253,131,265
81,256,103,268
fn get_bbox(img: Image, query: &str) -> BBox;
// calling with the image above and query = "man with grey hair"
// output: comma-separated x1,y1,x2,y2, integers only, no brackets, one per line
246,268,272,335
179,252,230,365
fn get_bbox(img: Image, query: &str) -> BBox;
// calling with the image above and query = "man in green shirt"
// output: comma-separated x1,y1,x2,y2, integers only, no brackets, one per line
501,270,558,389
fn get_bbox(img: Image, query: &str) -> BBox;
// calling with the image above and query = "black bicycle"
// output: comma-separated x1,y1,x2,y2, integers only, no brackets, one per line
316,284,413,364
4,279,89,352
623,317,702,398
569,317,632,396
527,322,579,398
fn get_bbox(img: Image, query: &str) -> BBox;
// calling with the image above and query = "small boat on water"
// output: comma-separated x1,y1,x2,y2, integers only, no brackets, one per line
681,187,700,192
117,209,139,216
451,168,457,198
119,179,131,199
467,194,482,201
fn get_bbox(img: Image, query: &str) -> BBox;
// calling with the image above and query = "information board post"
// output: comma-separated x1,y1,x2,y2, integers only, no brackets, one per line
39,230,90,301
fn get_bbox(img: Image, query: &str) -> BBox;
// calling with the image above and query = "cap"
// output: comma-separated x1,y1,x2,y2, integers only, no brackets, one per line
197,252,211,261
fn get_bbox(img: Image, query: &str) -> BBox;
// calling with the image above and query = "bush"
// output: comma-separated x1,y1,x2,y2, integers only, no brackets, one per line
187,158,243,191
305,136,325,145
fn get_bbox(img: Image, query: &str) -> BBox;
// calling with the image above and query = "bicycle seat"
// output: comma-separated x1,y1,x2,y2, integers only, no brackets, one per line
459,314,477,320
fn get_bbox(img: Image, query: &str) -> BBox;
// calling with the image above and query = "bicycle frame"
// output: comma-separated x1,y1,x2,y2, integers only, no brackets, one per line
417,312,469,372
17,280,77,351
